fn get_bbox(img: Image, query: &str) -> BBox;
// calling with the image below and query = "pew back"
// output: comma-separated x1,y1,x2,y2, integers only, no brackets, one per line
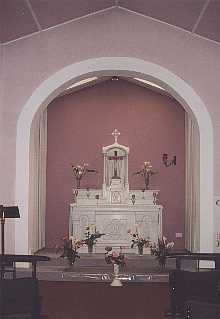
169,270,220,316
0,278,41,318
185,300,220,319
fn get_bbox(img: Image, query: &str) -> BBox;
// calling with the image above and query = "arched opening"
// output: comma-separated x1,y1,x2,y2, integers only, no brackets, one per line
15,57,214,254
45,78,185,250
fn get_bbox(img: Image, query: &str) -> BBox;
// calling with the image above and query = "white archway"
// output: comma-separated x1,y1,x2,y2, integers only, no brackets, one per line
15,57,214,254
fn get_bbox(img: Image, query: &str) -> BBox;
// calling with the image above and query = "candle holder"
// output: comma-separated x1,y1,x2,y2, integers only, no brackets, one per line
95,194,100,206
71,163,97,189
153,192,157,205
73,189,78,204
86,187,90,199
131,194,136,205
162,153,176,167
217,232,220,247
133,161,157,190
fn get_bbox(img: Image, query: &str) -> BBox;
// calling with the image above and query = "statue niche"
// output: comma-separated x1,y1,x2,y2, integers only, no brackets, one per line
102,129,129,204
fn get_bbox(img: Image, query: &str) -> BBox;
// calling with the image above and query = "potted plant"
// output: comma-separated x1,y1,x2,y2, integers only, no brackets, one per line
150,236,174,271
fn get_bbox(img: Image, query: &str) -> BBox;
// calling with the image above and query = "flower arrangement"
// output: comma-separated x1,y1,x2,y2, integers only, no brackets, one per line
60,236,83,266
105,247,125,287
104,246,126,267
128,229,151,255
71,163,97,189
150,236,174,270
83,225,105,253
133,161,157,190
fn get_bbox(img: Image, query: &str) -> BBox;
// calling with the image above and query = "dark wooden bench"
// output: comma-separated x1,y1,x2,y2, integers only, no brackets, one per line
167,270,220,318
0,277,40,318
0,255,50,318
0,254,50,279
184,300,220,319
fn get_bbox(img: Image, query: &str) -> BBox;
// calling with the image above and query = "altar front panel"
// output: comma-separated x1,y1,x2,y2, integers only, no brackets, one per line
95,212,136,248
69,205,162,253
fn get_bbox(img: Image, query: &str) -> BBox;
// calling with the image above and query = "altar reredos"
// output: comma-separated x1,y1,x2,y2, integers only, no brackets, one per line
69,129,163,253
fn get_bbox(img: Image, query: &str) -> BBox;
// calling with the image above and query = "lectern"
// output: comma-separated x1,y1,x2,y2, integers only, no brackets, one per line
0,205,20,255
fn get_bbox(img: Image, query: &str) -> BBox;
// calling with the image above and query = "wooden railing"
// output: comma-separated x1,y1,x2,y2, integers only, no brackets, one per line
0,254,50,279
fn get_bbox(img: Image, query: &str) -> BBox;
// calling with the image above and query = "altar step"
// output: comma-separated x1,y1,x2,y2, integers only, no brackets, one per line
78,245,151,254
31,249,198,283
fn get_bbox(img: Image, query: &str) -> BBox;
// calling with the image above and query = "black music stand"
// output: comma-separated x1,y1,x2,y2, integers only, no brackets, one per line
0,205,20,255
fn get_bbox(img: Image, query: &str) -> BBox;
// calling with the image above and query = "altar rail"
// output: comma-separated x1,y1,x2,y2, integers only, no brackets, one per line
0,254,50,279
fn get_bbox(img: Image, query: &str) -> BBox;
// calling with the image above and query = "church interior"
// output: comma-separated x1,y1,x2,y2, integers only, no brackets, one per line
1,1,220,318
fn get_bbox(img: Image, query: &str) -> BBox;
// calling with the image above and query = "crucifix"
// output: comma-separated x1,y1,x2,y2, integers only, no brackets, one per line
107,129,124,179
108,150,124,179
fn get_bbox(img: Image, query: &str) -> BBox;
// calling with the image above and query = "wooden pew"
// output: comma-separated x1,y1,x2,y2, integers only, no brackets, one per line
167,270,220,318
0,254,50,318
185,300,220,319
0,277,41,318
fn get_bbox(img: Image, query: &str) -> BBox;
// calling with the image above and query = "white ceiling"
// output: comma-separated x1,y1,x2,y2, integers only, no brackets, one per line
58,76,172,100
1,0,220,44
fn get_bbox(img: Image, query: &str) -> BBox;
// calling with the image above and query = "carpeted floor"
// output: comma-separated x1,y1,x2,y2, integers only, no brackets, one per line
15,250,196,319
39,280,170,319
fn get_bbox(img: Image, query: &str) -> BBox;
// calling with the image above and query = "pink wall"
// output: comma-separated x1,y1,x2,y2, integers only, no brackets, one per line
46,79,185,248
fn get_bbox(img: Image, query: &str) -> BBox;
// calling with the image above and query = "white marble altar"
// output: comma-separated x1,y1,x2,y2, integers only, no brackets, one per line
69,129,162,253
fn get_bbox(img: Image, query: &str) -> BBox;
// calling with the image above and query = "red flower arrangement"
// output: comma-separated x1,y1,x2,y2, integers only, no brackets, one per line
104,246,126,267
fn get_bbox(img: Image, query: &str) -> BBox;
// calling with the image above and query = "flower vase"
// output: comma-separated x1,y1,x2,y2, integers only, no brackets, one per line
111,263,122,287
88,243,93,253
68,256,75,267
159,256,166,272
138,245,144,255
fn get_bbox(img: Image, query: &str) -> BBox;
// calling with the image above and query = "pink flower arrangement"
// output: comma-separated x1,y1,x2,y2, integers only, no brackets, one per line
104,246,126,267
